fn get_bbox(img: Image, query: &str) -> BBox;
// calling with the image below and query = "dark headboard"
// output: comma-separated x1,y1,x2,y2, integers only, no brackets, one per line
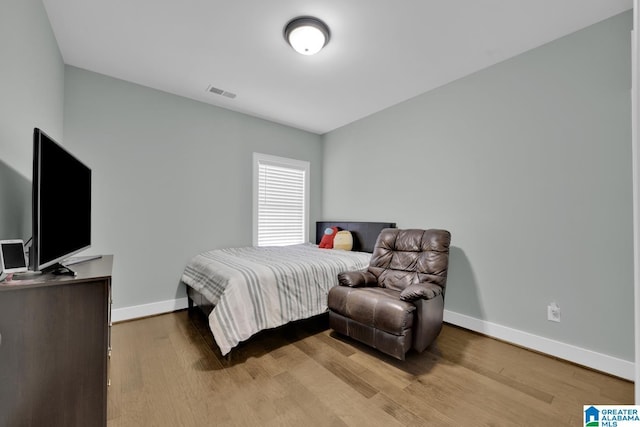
315,221,396,253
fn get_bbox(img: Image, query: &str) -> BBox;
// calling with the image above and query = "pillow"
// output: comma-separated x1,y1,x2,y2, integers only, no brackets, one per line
319,227,338,249
333,230,353,251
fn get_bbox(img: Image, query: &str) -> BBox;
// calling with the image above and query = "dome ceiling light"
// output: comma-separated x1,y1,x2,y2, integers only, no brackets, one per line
284,17,330,56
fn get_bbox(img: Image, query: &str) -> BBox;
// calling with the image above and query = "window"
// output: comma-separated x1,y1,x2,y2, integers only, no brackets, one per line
253,153,309,246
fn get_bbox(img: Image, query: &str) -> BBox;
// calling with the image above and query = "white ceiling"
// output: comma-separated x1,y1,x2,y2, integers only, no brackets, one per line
42,1,632,135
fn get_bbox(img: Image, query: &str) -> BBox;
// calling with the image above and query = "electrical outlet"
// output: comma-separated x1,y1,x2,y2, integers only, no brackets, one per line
547,302,561,322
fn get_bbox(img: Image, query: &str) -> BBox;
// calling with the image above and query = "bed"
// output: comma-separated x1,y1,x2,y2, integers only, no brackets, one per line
180,221,395,355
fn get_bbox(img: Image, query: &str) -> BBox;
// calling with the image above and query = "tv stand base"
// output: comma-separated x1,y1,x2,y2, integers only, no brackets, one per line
45,263,77,277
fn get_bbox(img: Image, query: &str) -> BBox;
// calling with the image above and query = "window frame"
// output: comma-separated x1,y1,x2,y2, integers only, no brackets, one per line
252,152,310,247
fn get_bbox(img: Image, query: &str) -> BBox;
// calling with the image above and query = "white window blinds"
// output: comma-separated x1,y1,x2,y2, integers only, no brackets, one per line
253,153,309,246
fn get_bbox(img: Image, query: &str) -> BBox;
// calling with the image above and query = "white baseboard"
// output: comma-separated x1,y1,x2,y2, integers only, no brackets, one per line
111,299,634,380
111,297,189,323
444,309,634,381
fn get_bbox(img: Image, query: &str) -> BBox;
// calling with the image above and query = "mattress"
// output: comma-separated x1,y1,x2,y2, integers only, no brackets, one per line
180,243,371,355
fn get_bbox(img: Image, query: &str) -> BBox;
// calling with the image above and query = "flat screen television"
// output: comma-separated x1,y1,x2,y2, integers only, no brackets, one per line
31,128,91,273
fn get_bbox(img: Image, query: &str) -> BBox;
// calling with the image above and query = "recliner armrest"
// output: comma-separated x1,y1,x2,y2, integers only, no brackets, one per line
400,282,443,301
338,270,378,287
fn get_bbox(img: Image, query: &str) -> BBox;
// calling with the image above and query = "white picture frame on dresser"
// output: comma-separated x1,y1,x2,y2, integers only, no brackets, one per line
0,239,27,281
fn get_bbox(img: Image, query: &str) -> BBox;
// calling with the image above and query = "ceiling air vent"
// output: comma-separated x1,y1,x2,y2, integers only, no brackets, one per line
206,85,236,99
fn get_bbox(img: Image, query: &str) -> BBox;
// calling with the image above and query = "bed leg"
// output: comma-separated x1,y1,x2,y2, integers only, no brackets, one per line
222,349,233,366
187,295,194,312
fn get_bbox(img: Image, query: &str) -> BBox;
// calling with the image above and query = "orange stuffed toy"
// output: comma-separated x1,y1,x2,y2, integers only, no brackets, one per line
319,227,338,249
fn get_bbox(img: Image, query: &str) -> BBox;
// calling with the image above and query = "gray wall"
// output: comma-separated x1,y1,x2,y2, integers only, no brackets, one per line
323,12,634,360
0,0,64,241
63,66,323,309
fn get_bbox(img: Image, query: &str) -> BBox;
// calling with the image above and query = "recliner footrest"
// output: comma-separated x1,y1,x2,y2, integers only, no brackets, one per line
329,310,413,360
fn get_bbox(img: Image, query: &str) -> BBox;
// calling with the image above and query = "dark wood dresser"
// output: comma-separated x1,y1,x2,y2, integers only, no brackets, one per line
0,255,112,427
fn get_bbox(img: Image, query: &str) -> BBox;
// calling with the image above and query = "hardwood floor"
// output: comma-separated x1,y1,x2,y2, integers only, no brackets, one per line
107,310,632,426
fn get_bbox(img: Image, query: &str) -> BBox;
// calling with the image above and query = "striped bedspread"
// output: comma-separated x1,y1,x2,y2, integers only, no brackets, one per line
180,243,371,355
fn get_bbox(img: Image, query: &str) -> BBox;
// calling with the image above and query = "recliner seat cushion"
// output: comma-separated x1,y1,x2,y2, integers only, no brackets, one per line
328,286,415,336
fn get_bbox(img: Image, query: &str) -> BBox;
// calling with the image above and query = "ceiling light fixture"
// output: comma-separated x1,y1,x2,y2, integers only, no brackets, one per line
284,17,330,56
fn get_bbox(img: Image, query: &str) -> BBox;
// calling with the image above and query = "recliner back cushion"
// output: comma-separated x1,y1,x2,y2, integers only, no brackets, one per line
368,228,451,292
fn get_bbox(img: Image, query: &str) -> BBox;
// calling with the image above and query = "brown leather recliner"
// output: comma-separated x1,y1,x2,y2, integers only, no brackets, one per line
328,228,451,360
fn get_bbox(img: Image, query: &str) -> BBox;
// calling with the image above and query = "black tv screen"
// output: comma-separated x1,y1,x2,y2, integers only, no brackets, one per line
32,128,91,271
